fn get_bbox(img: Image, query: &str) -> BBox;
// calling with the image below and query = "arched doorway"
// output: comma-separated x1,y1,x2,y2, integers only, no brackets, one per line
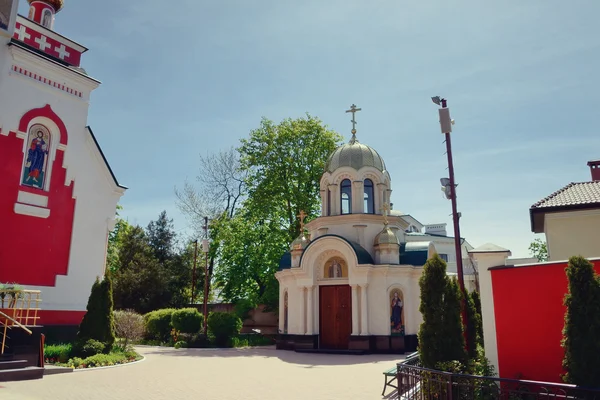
319,257,352,349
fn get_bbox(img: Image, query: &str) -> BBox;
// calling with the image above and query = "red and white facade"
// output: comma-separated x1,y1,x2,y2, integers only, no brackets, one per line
0,0,126,326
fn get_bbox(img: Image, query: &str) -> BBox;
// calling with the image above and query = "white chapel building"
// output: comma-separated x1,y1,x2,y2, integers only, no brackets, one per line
275,110,474,353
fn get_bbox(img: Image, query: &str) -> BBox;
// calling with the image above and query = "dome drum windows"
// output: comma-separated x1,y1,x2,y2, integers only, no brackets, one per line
341,179,352,215
364,179,374,214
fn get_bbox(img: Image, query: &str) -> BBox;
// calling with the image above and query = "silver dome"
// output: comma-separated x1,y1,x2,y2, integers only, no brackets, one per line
325,137,386,173
290,234,310,251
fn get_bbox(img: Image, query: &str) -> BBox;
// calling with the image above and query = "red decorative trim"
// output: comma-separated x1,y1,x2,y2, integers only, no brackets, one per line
18,104,68,145
38,310,85,325
12,21,82,66
12,65,83,99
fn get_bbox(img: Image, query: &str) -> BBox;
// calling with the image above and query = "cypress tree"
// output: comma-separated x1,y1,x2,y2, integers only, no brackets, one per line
465,290,482,359
77,275,116,353
418,254,450,368
442,277,467,363
471,290,484,347
562,256,600,387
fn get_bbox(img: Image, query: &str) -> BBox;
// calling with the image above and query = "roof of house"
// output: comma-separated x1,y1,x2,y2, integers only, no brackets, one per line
530,181,600,233
399,243,428,266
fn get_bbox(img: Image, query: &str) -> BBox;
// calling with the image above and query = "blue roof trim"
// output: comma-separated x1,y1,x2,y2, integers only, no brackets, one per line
87,126,127,189
399,243,428,266
300,234,374,266
278,251,292,271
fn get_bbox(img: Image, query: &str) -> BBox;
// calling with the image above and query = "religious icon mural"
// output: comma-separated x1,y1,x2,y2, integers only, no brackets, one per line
22,124,51,190
324,257,347,279
390,290,405,336
41,8,52,28
0,0,16,32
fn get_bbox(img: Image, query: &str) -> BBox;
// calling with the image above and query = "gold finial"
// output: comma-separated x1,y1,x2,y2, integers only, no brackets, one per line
380,203,390,225
297,210,307,232
345,104,362,143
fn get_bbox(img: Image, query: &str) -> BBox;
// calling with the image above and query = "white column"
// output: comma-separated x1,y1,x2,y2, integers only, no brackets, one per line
299,286,306,335
278,286,285,333
306,286,314,335
320,189,327,216
377,183,386,213
328,185,338,215
351,284,359,335
468,246,511,378
353,180,364,213
360,284,369,335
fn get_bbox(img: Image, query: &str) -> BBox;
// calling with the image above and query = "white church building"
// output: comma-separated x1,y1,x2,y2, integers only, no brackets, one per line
275,107,474,353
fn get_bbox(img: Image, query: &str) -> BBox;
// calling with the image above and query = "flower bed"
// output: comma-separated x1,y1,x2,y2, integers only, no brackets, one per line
44,343,142,369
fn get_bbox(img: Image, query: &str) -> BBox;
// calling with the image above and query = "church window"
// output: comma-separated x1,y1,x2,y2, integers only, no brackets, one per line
41,9,52,28
439,254,449,262
21,124,51,190
341,179,352,214
364,179,374,214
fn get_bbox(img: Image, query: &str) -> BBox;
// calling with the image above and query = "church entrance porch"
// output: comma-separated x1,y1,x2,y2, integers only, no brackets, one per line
319,285,352,350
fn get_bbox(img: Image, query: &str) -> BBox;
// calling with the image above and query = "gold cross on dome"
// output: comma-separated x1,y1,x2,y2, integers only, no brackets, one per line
297,210,307,232
380,203,390,225
345,104,362,136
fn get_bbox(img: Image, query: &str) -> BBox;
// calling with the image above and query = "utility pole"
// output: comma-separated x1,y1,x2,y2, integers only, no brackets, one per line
202,216,209,336
191,239,198,304
432,96,469,350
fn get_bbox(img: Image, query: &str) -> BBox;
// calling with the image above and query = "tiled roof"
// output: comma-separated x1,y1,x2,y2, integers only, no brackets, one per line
531,182,600,209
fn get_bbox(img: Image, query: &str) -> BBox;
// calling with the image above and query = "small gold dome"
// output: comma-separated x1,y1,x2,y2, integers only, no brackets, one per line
290,234,310,251
28,0,64,12
374,226,399,246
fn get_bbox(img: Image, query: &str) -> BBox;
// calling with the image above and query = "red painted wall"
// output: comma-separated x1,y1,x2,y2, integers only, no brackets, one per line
0,107,75,287
491,259,600,383
38,310,85,326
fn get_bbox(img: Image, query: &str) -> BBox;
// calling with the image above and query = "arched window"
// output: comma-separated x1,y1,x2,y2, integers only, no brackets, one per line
21,124,51,190
364,179,374,214
340,179,352,214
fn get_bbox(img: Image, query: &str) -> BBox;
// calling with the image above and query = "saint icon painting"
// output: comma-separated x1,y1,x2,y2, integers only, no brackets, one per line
390,290,404,336
325,258,346,279
22,124,51,190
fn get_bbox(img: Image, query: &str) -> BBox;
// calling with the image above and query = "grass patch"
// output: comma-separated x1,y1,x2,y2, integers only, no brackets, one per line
45,343,141,369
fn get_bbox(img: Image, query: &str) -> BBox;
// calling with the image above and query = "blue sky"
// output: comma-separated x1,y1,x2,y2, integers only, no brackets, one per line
26,1,600,257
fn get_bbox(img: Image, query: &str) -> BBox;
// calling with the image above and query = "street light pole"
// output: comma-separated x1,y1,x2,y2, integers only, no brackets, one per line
191,239,198,304
432,96,469,350
202,216,210,337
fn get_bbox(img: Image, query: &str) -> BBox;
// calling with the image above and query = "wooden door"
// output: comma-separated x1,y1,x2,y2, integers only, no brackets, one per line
319,285,352,349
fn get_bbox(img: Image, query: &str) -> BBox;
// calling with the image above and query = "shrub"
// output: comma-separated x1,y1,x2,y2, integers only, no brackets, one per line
73,339,105,358
77,275,116,352
187,333,210,348
144,308,176,341
113,310,145,349
44,343,72,364
207,312,242,347
66,350,140,369
562,256,600,387
174,340,188,349
234,298,257,321
171,308,203,334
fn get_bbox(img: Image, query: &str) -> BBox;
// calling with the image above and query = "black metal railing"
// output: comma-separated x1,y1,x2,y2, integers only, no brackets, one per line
396,354,600,400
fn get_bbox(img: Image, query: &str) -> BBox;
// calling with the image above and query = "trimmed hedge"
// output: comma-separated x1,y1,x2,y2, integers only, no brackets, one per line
44,343,72,364
144,308,176,341
171,308,203,334
207,312,242,347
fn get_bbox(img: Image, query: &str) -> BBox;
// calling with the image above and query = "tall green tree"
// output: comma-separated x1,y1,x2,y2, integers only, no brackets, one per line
529,238,548,262
239,114,342,240
106,205,132,273
418,255,466,368
112,226,172,313
471,290,484,347
562,256,600,387
77,275,116,352
147,210,176,264
212,209,288,310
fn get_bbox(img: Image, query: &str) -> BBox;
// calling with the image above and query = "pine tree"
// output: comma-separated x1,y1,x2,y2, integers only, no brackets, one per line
418,254,450,368
562,256,600,387
146,210,176,264
442,277,467,363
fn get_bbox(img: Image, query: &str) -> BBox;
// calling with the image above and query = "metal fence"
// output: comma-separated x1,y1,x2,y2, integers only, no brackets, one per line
396,354,600,400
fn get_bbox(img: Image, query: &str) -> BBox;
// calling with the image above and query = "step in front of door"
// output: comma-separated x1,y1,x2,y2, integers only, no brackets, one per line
0,366,44,382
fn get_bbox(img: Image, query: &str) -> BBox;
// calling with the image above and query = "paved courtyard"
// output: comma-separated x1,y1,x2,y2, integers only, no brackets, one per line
1,346,403,400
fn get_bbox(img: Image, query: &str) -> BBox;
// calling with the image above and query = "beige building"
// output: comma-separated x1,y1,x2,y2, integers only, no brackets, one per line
530,160,600,261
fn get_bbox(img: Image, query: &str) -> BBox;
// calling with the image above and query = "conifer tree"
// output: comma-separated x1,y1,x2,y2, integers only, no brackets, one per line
442,277,467,363
77,275,116,352
471,290,484,347
418,254,449,368
562,256,600,387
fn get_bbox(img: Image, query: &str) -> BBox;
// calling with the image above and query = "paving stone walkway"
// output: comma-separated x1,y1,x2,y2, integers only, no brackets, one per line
1,346,404,400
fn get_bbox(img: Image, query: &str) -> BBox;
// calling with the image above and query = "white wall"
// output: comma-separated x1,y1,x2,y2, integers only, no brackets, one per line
545,209,600,261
